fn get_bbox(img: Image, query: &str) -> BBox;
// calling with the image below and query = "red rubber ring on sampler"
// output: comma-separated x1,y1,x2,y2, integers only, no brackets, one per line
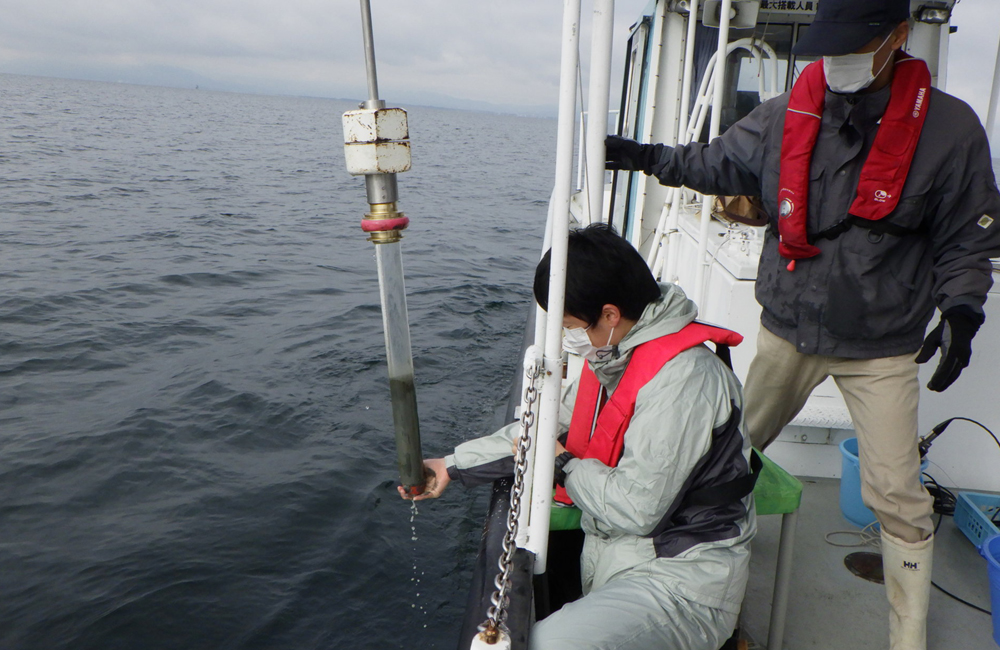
403,483,425,497
361,216,410,232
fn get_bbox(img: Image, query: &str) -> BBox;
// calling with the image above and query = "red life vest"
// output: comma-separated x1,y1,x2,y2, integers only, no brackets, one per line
554,322,743,506
777,54,931,265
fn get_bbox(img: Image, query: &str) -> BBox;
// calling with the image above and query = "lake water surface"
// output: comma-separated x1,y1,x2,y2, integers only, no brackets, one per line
0,73,555,649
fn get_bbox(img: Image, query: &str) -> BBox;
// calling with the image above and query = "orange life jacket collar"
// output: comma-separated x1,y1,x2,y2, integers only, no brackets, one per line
554,322,743,506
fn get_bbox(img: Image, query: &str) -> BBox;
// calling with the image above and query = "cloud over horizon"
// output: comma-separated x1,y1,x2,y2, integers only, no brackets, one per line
1,0,997,125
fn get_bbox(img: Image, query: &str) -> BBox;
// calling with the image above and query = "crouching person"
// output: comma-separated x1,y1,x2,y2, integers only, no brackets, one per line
400,224,756,650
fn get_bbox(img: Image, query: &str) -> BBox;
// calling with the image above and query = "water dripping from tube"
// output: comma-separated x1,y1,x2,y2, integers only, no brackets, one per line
409,500,427,625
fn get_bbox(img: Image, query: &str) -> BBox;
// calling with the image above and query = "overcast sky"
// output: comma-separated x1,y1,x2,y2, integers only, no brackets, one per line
1,1,998,124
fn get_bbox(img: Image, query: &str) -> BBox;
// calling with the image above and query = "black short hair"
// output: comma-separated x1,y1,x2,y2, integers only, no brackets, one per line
533,223,661,326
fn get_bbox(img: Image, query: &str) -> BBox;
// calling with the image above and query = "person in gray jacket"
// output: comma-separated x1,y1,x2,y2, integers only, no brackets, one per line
401,224,755,650
605,1,1000,649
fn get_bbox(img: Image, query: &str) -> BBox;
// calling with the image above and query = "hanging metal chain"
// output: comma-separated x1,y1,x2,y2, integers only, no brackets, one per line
479,359,541,643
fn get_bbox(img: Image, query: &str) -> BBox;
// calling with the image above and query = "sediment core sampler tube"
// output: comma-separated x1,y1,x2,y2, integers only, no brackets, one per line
373,239,425,494
349,0,425,495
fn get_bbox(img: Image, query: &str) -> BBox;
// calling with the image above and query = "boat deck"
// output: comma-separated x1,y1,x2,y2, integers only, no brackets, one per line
742,477,995,650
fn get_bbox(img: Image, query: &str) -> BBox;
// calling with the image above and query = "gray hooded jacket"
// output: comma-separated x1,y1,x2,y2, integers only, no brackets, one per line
647,82,1000,358
446,284,755,613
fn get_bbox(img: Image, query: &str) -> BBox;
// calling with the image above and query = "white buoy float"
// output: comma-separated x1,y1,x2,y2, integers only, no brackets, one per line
470,629,512,650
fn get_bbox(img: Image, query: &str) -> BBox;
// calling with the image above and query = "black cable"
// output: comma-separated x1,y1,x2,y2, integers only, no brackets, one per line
928,514,992,616
932,581,993,616
932,578,993,615
954,416,1000,451
927,416,1000,454
922,473,956,517
915,421,999,616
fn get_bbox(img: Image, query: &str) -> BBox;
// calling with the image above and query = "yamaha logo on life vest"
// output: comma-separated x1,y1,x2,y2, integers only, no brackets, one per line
912,87,927,119
874,189,891,203
779,197,794,219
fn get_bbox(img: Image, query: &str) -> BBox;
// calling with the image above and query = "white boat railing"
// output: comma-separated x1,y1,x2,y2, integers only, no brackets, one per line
690,0,735,306
584,0,617,226
987,25,1000,146
577,109,620,195
518,0,582,580
647,0,703,277
651,35,780,290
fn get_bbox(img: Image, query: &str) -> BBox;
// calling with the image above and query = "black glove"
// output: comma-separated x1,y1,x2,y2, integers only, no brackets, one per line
553,451,575,488
915,305,984,392
605,135,661,174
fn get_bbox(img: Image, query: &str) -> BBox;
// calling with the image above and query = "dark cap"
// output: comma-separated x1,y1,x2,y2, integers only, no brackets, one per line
791,0,911,57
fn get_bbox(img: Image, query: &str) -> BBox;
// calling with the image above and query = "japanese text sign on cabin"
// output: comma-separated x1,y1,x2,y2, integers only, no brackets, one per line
759,0,816,11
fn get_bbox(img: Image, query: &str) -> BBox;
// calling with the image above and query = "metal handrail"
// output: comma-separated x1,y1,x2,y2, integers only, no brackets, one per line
654,35,779,283
577,109,621,193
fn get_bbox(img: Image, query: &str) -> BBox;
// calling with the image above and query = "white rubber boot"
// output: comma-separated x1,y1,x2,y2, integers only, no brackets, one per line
880,530,933,650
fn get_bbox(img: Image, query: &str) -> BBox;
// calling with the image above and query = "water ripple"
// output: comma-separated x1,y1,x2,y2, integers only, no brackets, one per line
0,72,554,650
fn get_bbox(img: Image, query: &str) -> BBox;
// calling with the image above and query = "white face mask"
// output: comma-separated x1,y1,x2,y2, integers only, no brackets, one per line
823,31,894,94
563,325,616,364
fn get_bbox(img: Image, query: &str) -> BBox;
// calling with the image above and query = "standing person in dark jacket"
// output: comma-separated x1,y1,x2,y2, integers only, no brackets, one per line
604,1,1000,649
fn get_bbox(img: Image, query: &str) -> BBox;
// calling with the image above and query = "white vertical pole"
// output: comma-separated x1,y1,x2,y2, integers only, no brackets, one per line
640,0,669,146
659,0,701,281
630,0,668,250
524,0,582,575
936,21,951,92
585,0,616,224
986,26,1000,144
693,0,731,306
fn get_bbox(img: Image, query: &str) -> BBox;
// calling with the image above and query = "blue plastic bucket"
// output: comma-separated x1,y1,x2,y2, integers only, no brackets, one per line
982,535,1000,647
839,437,928,529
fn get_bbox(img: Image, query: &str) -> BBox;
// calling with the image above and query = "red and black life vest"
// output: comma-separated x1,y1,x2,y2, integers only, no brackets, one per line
777,54,931,266
553,322,744,506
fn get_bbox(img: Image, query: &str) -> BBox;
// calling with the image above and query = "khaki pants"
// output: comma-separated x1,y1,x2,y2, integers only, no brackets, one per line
744,327,934,543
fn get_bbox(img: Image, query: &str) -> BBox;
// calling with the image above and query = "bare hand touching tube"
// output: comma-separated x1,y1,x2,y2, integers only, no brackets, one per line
397,457,451,501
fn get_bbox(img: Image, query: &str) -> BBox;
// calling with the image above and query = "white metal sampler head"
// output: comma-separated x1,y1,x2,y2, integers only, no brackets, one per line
342,107,411,175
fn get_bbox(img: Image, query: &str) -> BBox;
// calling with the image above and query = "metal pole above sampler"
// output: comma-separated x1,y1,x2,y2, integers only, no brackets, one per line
344,0,425,495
